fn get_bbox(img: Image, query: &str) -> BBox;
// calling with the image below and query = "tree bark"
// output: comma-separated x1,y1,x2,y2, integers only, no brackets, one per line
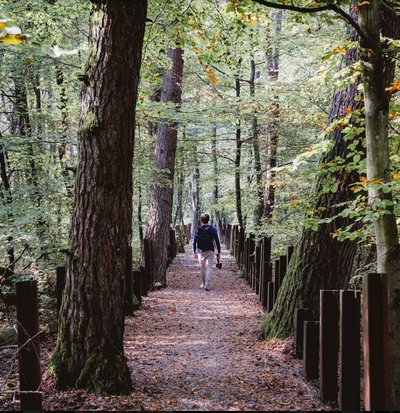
250,59,263,227
190,147,201,231
211,126,223,240
0,136,15,269
263,10,281,219
264,4,363,337
52,0,147,394
235,78,244,230
146,47,184,287
56,68,74,201
359,2,400,408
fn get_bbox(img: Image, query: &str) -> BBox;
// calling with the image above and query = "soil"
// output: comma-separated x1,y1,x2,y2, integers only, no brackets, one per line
0,247,330,411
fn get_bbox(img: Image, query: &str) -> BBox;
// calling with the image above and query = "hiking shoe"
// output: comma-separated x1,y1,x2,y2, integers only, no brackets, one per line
204,287,210,291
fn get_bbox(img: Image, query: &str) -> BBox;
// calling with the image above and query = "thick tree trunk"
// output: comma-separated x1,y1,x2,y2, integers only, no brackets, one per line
263,10,281,219
146,47,184,287
264,5,363,337
359,2,400,408
52,0,147,394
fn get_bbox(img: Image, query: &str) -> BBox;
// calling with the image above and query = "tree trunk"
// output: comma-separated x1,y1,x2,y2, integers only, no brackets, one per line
250,59,263,227
359,2,400,408
56,68,74,201
263,10,281,219
52,0,147,394
0,136,15,269
211,126,223,240
235,78,244,230
146,47,184,287
264,4,363,337
190,148,201,231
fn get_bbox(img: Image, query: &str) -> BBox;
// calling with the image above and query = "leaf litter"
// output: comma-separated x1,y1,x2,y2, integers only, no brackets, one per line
1,246,331,411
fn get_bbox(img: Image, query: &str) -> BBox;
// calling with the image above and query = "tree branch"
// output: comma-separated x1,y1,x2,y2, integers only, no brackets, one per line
251,0,370,44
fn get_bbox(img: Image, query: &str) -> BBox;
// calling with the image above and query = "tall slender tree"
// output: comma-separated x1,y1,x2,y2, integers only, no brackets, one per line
52,0,147,394
359,2,400,408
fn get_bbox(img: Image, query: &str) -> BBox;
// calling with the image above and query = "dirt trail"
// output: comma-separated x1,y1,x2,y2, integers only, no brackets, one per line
123,247,328,411
3,247,329,411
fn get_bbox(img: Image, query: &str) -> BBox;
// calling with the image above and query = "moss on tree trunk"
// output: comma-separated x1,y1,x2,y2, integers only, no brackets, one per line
51,0,147,394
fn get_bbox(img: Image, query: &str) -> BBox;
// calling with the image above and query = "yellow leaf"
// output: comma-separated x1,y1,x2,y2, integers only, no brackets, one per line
332,46,347,55
359,175,367,183
204,65,220,84
291,199,301,205
358,0,370,6
391,172,400,180
0,34,27,45
0,22,5,29
385,80,400,92
344,107,352,114
351,185,363,191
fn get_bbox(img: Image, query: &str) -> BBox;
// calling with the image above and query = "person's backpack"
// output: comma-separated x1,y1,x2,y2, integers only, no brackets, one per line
196,225,214,251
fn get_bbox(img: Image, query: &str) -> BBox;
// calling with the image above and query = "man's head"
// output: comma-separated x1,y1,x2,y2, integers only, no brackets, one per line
200,213,210,224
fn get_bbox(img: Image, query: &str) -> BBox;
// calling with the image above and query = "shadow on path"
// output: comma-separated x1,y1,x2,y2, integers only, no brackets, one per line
124,246,328,411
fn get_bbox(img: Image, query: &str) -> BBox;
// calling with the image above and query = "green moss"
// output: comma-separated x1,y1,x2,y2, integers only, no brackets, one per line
79,112,99,137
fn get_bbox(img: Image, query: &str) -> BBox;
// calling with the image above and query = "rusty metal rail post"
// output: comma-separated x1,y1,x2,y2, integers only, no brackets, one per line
16,280,42,411
363,273,391,411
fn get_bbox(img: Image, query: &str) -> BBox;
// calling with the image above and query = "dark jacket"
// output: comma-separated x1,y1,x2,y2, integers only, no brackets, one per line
193,224,221,254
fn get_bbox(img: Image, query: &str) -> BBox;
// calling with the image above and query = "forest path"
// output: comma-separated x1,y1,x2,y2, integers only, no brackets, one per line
123,246,328,411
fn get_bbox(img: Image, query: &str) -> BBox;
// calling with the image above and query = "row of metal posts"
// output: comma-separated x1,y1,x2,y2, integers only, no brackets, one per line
16,228,180,411
295,273,391,410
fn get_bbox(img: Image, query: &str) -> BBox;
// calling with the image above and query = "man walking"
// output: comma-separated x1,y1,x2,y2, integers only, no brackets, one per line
193,213,221,291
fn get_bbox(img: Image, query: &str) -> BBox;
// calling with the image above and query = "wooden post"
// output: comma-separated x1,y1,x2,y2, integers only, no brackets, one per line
133,269,142,306
339,290,361,411
254,244,261,294
56,266,66,317
287,245,294,264
261,261,272,308
319,290,339,404
248,234,255,285
124,245,134,316
279,255,287,288
16,280,42,411
267,281,274,313
259,239,265,302
143,238,153,294
294,308,311,358
239,227,245,264
274,259,280,298
303,321,319,381
363,273,391,411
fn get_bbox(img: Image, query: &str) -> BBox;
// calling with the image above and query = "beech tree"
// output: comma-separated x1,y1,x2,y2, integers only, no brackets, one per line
52,0,147,393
